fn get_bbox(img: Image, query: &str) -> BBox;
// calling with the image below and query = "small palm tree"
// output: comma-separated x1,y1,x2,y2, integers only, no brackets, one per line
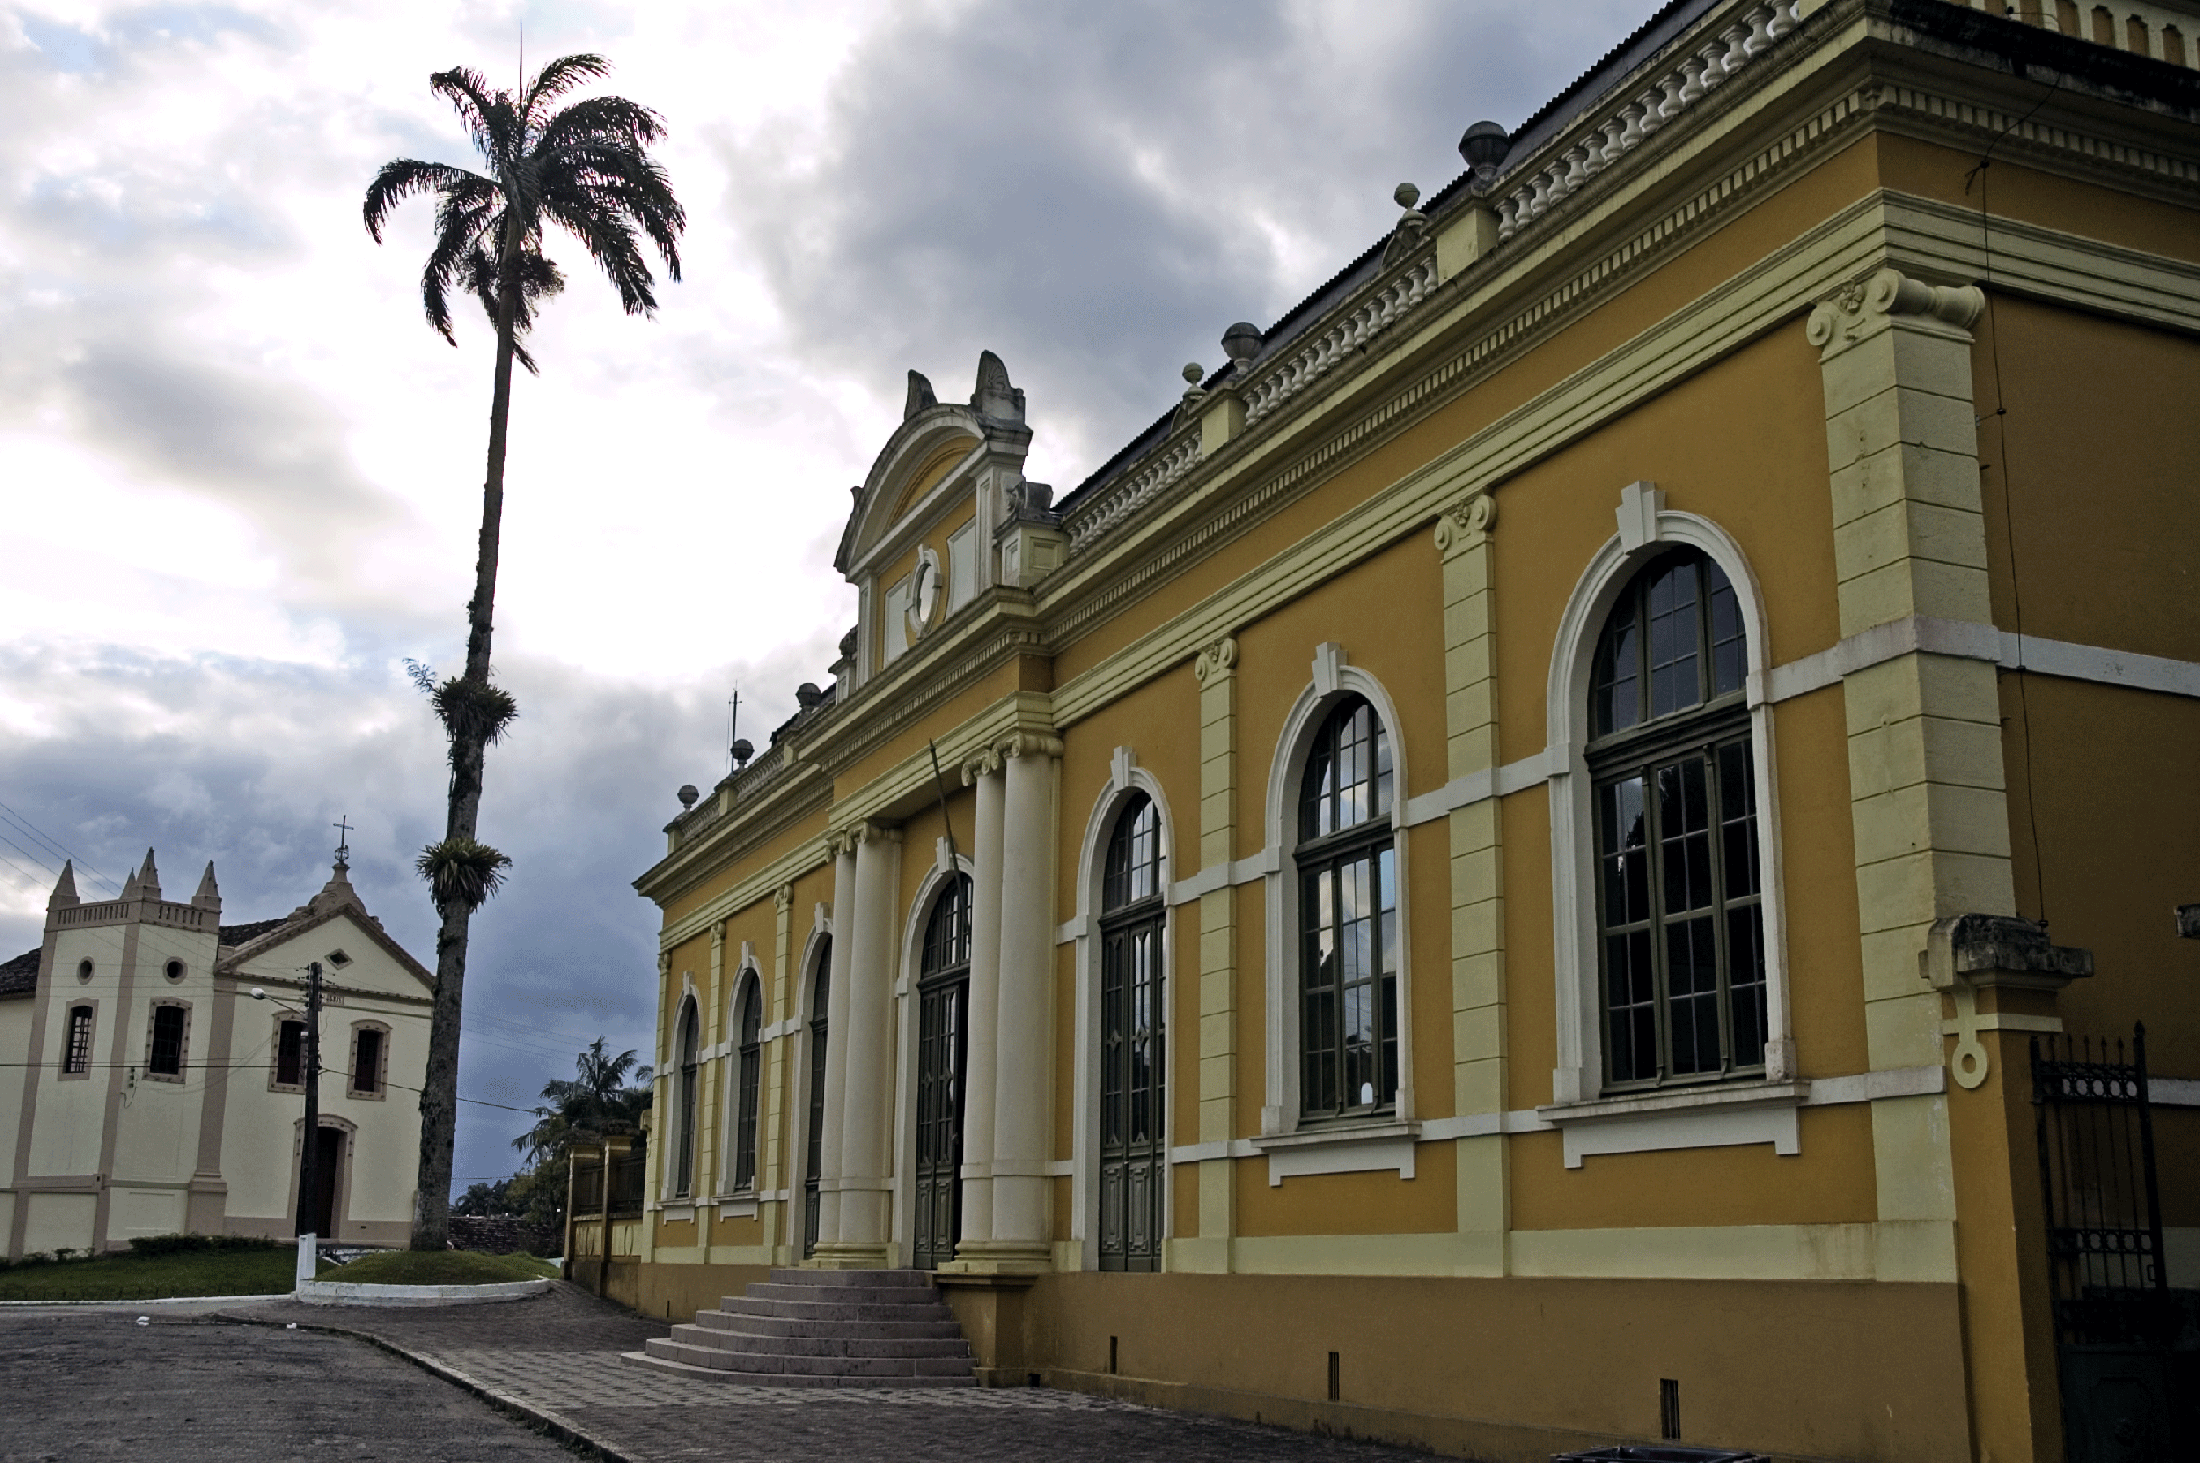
365,56,684,1251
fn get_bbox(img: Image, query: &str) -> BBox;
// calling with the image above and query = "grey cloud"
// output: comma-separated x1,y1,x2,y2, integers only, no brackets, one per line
0,625,837,1189
721,0,1651,476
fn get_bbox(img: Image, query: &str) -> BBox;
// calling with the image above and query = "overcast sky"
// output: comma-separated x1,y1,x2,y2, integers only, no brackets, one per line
0,0,1652,1195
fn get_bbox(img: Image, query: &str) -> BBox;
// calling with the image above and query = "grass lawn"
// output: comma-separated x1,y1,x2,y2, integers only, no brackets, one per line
317,1250,558,1286
0,1247,301,1302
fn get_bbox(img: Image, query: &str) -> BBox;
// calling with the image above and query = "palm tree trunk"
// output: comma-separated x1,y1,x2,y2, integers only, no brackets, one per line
412,212,523,1252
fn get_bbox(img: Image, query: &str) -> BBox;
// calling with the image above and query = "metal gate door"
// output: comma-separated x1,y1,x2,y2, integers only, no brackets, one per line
912,971,966,1270
2034,1026,2198,1462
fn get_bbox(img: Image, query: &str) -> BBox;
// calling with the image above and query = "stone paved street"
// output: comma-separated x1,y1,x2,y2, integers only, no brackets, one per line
0,1313,577,1462
206,1284,1440,1462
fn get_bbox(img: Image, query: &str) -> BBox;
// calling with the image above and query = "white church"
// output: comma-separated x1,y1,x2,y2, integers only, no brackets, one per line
0,849,434,1258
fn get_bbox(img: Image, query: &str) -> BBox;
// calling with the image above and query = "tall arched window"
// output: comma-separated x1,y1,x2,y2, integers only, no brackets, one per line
730,975,763,1193
672,1001,700,1198
802,942,830,1257
1099,793,1165,1271
913,874,972,1270
1589,548,1766,1086
1296,695,1397,1121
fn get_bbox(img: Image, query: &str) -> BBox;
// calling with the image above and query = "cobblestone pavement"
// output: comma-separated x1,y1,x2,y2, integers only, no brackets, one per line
217,1285,1437,1462
0,1312,578,1462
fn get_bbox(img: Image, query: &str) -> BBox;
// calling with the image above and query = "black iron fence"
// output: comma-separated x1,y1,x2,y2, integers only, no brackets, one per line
2032,1025,2198,1462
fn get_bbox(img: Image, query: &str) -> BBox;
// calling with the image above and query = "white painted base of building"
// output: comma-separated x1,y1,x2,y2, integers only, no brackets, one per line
293,1277,554,1307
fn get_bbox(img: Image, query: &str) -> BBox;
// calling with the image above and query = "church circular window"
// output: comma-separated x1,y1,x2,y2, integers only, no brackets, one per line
165,959,186,982
76,958,93,983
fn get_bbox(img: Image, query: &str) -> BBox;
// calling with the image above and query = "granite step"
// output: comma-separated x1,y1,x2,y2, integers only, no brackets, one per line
692,1309,965,1340
640,1338,975,1387
667,1322,970,1359
633,1267,977,1388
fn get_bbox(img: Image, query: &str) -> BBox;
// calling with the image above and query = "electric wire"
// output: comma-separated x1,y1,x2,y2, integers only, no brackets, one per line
1962,71,2062,926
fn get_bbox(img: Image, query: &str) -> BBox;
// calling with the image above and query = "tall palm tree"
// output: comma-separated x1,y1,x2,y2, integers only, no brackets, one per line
365,55,683,1250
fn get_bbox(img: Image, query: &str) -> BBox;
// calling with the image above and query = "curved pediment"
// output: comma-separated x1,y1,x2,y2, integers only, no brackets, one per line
834,351,1032,579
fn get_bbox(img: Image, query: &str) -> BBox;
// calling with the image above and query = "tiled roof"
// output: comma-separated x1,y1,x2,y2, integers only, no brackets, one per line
218,917,291,947
0,946,39,996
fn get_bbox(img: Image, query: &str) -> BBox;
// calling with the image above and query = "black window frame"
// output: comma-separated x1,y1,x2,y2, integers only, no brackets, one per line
802,944,830,1258
64,1005,95,1076
912,874,972,1270
1587,548,1768,1091
275,1018,307,1088
1098,792,1167,1272
148,1002,187,1078
730,975,763,1194
672,1001,700,1199
351,1024,386,1097
1294,694,1400,1124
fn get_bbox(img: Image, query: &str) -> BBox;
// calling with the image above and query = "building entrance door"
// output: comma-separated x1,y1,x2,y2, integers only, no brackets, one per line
912,876,972,1271
1098,794,1165,1271
802,952,829,1259
312,1126,344,1236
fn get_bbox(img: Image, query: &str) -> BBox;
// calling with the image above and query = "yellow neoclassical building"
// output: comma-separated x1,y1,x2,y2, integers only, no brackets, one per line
624,1,2200,1457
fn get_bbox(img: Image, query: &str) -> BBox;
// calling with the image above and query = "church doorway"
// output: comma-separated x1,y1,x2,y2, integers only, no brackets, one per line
310,1125,345,1237
912,876,971,1271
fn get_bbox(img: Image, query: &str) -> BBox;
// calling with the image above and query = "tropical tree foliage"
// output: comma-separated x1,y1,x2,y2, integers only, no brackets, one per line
364,56,684,1250
454,1040,652,1234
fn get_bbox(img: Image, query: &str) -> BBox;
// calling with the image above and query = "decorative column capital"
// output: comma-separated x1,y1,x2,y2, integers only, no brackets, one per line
1433,491,1498,559
997,731,1063,761
710,922,725,949
858,821,903,847
773,882,795,913
1193,635,1238,686
656,951,672,979
1806,267,1984,354
961,747,1004,784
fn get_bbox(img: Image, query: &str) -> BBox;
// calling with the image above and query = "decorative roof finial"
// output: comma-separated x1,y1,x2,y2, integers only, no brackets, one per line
192,861,220,913
48,860,79,911
332,815,353,871
904,370,938,420
1383,182,1430,266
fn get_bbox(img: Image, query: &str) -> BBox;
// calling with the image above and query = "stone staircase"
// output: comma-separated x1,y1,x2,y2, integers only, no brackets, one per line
638,1269,975,1387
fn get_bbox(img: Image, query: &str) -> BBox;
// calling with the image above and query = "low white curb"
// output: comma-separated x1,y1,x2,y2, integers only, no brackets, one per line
293,1276,554,1307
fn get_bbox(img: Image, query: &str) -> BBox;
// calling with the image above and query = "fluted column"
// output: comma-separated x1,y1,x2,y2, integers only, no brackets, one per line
815,823,898,1268
811,834,859,1254
951,750,1007,1261
986,732,1060,1269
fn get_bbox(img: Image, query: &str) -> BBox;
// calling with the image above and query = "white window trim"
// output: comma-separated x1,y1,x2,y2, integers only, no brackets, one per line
1260,643,1418,1161
1542,483,1797,1148
888,854,977,1262
1065,746,1177,1270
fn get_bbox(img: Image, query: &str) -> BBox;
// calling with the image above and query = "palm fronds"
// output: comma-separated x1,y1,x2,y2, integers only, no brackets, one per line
367,55,683,360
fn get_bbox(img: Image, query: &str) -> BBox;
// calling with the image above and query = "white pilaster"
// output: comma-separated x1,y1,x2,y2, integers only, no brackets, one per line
952,751,1007,1258
810,832,864,1263
979,733,1060,1269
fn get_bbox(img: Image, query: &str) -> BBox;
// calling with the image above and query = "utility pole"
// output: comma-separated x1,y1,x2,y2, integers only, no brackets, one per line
293,960,324,1286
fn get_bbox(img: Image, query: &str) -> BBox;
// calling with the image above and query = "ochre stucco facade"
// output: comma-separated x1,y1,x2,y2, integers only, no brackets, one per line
626,3,2200,1458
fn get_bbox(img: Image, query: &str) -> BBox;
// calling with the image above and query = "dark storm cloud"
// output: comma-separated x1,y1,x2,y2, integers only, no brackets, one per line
0,627,836,1185
720,0,1650,474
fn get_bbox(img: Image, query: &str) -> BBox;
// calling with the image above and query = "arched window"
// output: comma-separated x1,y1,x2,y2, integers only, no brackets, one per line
730,975,763,1193
1589,548,1766,1086
1296,695,1397,1121
672,1001,700,1198
913,874,972,1270
1099,793,1165,1271
802,942,831,1257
